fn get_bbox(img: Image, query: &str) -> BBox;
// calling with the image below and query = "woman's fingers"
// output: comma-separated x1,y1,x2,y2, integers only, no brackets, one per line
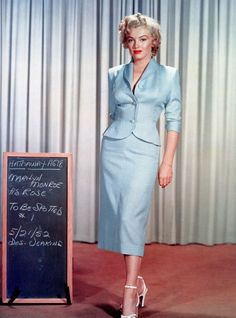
160,179,169,188
158,168,173,188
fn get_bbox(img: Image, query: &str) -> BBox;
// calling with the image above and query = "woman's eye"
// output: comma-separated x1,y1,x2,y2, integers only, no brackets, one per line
127,38,133,43
141,38,147,42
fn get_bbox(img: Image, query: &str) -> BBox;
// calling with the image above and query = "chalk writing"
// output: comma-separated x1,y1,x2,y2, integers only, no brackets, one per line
5,155,69,300
9,187,50,197
8,238,63,248
8,225,63,248
9,159,64,170
22,188,47,197
29,180,63,189
8,173,43,183
29,238,63,247
9,188,20,196
9,225,50,239
9,202,63,216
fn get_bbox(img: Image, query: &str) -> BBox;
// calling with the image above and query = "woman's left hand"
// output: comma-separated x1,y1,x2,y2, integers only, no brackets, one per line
158,162,173,188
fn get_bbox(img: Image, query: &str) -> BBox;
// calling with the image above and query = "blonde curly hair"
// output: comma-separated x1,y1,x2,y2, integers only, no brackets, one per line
118,13,161,56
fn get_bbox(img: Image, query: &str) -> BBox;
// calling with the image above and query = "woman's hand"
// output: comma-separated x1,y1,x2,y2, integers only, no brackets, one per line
158,162,173,188
157,131,179,188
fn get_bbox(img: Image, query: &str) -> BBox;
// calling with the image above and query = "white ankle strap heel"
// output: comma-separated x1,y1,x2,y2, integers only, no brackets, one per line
121,285,139,318
137,276,148,307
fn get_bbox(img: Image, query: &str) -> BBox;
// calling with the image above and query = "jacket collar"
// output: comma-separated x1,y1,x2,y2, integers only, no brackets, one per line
123,57,159,88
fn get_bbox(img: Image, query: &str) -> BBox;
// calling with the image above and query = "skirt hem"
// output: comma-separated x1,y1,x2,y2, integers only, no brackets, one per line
97,242,144,257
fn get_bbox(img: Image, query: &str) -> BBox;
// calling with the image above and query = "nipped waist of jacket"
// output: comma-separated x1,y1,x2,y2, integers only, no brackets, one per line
115,102,136,106
112,118,157,123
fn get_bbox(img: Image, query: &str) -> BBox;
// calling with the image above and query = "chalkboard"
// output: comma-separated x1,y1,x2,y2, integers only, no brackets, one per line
2,152,73,304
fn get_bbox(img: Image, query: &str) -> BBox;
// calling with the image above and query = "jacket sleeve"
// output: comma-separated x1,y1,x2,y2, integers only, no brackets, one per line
164,69,182,132
108,69,116,122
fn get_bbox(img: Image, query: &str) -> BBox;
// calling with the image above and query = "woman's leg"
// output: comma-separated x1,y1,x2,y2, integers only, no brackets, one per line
122,255,142,315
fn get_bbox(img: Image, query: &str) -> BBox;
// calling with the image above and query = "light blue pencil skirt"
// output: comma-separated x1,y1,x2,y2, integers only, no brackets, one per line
98,133,160,256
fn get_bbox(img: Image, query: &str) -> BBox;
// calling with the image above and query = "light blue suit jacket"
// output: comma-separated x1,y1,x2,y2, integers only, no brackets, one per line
103,58,181,146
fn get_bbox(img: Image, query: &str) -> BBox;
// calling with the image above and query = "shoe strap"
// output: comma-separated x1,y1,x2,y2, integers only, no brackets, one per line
138,275,147,288
124,285,137,289
138,276,145,282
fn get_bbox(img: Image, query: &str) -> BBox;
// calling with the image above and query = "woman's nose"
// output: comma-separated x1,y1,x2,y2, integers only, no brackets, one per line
133,41,139,48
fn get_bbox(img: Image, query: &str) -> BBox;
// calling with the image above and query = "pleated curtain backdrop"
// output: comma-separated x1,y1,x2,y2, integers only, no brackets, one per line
1,0,236,244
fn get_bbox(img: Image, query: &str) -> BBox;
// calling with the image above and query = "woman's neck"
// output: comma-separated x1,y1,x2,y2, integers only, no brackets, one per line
133,56,152,72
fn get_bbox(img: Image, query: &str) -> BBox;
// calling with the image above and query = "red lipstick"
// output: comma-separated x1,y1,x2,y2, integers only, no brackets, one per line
133,50,142,54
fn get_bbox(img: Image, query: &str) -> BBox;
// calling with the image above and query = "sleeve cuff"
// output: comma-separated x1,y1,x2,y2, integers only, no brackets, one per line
165,121,181,132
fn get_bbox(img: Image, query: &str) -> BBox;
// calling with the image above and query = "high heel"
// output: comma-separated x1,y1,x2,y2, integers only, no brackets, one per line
121,285,139,318
137,276,148,307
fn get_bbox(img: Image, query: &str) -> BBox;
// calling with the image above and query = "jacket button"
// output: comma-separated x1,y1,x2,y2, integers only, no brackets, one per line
130,119,135,123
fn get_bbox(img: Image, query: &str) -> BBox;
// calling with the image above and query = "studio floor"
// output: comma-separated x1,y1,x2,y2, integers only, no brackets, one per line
0,242,236,318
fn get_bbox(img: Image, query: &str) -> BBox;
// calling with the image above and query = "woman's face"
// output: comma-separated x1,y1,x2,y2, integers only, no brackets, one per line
126,26,155,62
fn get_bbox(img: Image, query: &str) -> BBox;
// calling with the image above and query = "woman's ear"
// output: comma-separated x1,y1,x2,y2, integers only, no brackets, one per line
152,39,158,47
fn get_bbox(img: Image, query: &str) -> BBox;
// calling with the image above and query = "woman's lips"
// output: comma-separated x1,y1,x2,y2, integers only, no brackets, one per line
133,50,142,54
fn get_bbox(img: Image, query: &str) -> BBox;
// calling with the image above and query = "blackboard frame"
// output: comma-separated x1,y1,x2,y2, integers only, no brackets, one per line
2,152,73,304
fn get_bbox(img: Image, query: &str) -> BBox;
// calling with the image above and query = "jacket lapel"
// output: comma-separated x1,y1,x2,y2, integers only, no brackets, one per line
140,58,159,81
123,60,133,89
123,58,159,89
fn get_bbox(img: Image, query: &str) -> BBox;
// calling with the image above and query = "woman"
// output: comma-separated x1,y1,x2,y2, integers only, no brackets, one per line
98,13,181,318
